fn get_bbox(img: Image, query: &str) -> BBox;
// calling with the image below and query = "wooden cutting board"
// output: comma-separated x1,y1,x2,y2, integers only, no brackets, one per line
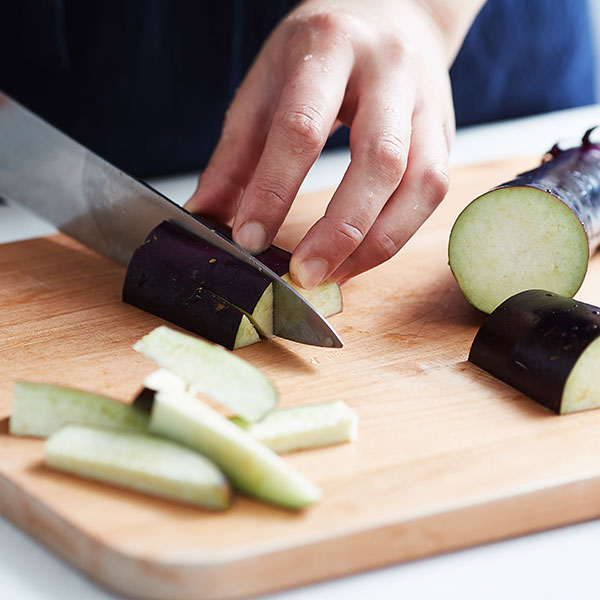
3,157,600,600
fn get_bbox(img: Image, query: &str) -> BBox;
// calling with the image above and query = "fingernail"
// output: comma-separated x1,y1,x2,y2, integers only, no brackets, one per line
235,221,268,253
296,258,329,290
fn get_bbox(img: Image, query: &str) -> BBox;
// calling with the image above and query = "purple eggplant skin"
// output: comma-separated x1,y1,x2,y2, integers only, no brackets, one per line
469,289,600,413
256,245,293,276
137,221,272,319
132,387,155,413
123,250,254,350
197,215,294,275
497,127,600,250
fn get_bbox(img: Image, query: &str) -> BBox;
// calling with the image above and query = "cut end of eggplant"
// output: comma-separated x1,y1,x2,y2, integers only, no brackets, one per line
235,314,262,348
282,274,342,318
469,289,600,414
449,187,589,314
248,284,274,338
562,336,600,414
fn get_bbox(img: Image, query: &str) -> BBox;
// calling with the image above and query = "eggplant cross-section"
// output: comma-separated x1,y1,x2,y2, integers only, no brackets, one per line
449,128,600,313
469,289,600,414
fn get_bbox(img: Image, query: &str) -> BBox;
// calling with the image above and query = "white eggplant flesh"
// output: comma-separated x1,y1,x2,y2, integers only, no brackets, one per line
10,382,149,438
134,325,277,422
45,425,230,510
149,390,321,510
134,326,277,422
231,400,358,453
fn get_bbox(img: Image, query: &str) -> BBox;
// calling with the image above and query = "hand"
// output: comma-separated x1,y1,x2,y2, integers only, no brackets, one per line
186,0,483,288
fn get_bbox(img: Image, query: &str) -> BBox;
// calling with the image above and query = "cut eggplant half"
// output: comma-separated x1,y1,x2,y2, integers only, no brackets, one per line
149,390,321,510
45,425,230,510
10,382,149,438
231,400,359,453
469,289,600,414
123,249,260,350
449,128,600,313
127,222,275,338
133,326,277,422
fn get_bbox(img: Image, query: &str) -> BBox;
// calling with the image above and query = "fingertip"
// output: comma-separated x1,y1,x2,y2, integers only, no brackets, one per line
234,221,270,254
289,256,329,290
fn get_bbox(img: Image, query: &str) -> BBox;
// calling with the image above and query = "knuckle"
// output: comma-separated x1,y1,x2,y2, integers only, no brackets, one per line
285,8,358,53
278,105,325,154
328,217,366,250
421,164,450,207
381,34,414,65
297,9,349,39
252,180,289,210
370,229,402,263
369,133,408,183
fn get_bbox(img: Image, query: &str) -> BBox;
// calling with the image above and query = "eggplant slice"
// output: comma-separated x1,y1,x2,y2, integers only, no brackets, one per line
469,289,600,414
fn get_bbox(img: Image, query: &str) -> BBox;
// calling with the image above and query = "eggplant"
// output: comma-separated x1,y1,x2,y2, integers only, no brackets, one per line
10,382,150,438
149,388,321,510
127,221,275,337
123,247,260,350
133,326,277,422
469,289,600,414
136,369,358,454
449,128,600,313
45,424,231,510
123,220,342,349
230,400,359,454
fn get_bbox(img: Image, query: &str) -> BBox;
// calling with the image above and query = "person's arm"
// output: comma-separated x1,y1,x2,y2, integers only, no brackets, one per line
186,0,486,289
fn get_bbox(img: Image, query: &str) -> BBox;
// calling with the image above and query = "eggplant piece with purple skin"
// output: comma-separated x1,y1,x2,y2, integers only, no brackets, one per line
123,220,342,349
469,289,600,414
127,221,275,337
449,128,600,313
123,250,259,350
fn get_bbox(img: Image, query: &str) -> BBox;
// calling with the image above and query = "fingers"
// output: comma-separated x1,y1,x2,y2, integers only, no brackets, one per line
230,37,354,253
185,57,276,222
329,103,450,283
188,5,455,287
288,60,415,289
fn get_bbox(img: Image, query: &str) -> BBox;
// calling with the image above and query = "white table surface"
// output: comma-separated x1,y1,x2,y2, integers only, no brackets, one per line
2,103,600,600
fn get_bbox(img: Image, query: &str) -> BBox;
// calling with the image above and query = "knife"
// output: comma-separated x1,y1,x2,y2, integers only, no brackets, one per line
0,91,342,348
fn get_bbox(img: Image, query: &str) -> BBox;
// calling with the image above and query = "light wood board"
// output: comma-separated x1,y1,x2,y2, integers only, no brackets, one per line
4,157,600,600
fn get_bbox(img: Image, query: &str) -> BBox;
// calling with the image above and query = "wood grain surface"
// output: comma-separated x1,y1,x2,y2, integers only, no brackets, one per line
4,157,600,600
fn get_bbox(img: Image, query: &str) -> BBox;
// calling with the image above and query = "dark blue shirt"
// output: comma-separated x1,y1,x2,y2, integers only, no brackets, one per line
1,0,596,177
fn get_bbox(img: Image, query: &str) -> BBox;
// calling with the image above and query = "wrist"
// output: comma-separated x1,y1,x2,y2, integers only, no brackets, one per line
411,0,486,62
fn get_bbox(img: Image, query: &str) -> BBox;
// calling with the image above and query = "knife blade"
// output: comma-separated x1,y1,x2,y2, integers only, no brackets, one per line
0,91,342,348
